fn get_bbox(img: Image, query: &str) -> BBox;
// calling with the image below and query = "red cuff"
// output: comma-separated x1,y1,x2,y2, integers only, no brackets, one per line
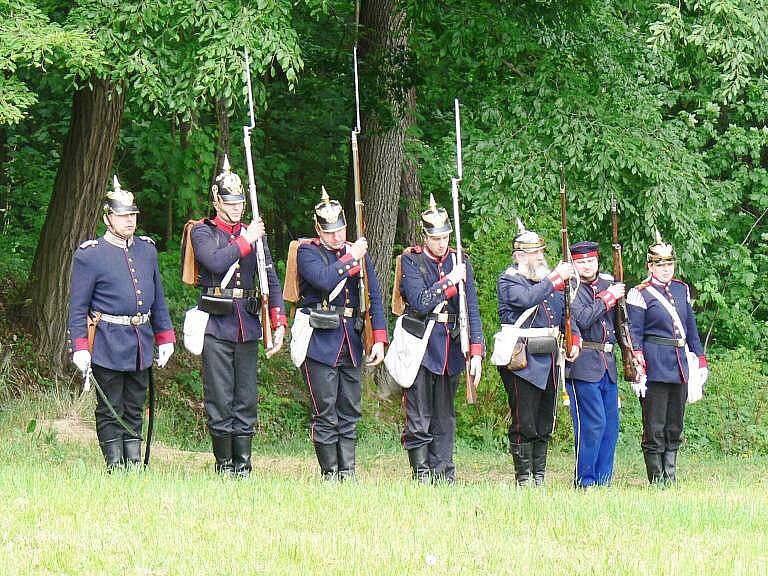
632,350,647,369
154,330,176,345
443,284,458,299
572,335,582,349
74,337,90,352
547,272,564,291
470,343,484,357
235,236,252,257
270,307,288,328
698,356,707,368
373,329,388,345
338,253,361,277
597,290,617,310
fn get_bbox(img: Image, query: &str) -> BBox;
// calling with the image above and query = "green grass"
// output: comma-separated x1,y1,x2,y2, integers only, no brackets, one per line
1,407,767,575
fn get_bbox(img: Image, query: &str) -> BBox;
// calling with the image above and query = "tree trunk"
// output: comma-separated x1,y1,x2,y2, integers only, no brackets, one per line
27,77,125,377
357,0,414,395
212,97,230,188
397,88,421,247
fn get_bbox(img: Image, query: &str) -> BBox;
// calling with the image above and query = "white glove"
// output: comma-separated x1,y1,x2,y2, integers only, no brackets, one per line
631,375,647,398
700,367,709,385
266,325,286,359
157,343,174,368
469,355,482,385
445,263,466,285
72,350,91,374
366,341,385,367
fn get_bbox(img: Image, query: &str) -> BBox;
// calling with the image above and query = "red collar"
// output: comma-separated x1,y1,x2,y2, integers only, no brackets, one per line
212,216,243,235
423,245,449,263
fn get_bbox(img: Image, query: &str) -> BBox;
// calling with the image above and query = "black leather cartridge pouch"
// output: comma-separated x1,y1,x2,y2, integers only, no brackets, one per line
527,336,558,355
198,294,234,316
308,309,341,330
245,297,261,316
402,314,428,339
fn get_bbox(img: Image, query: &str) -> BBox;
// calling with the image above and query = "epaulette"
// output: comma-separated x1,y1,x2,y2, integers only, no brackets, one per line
599,272,614,281
78,239,99,249
636,281,650,291
138,235,156,245
503,265,519,277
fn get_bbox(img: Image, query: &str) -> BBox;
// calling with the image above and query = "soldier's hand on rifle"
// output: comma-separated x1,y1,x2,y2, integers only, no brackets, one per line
607,283,626,300
366,341,385,367
566,344,580,362
72,350,91,375
266,325,285,359
445,263,466,285
553,261,574,281
243,218,265,244
349,237,368,261
156,343,174,368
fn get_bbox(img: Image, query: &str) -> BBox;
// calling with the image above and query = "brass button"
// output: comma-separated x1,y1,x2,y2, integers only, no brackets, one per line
136,290,141,295
138,300,143,306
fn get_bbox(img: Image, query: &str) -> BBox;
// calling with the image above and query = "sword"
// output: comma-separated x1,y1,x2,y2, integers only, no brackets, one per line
81,367,142,441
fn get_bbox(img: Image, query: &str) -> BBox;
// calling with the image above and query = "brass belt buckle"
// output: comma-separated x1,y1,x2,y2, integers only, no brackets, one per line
232,288,243,298
676,338,685,347
344,307,354,318
213,287,222,296
130,313,143,326
605,343,614,353
437,312,449,323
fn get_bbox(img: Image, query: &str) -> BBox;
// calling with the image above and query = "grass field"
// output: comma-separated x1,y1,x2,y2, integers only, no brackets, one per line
1,401,767,576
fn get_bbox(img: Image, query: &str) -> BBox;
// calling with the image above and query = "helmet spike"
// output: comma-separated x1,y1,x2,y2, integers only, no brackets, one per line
222,154,231,173
320,186,330,204
516,217,526,236
428,193,437,212
654,228,663,244
113,175,121,193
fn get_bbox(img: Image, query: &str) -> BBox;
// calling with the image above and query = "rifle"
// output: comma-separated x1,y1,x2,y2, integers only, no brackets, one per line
611,192,638,381
451,99,475,404
242,48,273,351
351,46,373,356
559,164,574,407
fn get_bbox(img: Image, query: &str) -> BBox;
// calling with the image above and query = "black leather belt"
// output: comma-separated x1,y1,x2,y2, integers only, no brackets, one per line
204,287,259,298
315,304,357,318
428,312,457,324
646,335,685,348
583,341,614,353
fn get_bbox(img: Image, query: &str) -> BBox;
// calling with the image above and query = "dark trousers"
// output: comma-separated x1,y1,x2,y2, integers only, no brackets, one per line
566,372,620,487
640,381,687,454
402,366,459,481
499,368,556,445
302,356,361,445
202,335,260,437
92,364,148,443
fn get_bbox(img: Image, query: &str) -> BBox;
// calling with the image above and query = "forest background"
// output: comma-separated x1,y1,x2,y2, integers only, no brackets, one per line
2,0,768,456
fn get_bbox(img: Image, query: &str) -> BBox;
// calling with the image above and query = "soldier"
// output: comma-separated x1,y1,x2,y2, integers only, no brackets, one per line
397,195,484,483
565,241,625,488
296,188,387,481
494,220,580,486
190,157,287,477
626,232,708,484
68,176,175,471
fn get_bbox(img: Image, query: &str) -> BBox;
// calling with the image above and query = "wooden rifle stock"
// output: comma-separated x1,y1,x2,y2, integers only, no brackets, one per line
243,48,272,350
559,164,573,352
351,47,373,356
611,193,637,381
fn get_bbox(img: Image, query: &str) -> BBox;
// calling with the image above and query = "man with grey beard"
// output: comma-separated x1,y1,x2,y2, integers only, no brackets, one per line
495,220,580,486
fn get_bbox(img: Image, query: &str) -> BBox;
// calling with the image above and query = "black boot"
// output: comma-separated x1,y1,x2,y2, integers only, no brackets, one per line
232,435,253,478
662,450,677,484
337,437,356,482
643,451,663,484
510,442,533,486
99,438,124,472
407,445,430,484
532,439,548,486
314,442,339,480
123,438,142,468
211,434,234,476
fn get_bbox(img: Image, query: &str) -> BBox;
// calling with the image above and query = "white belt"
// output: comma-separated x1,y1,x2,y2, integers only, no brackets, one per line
498,325,560,338
97,312,151,326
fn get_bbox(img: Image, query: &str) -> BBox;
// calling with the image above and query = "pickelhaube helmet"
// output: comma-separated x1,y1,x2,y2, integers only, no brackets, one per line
211,155,246,203
314,186,347,233
647,229,676,264
420,194,452,237
103,175,139,216
513,218,546,253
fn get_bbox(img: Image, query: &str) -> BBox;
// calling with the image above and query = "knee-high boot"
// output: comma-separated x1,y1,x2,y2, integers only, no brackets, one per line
643,451,663,484
662,450,677,484
99,438,124,472
337,437,356,481
233,435,253,478
407,445,430,483
532,439,548,486
211,434,234,476
123,438,142,467
510,442,533,486
314,442,339,480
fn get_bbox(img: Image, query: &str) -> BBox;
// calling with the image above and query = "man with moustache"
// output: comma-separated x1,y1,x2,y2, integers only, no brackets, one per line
495,220,580,486
68,176,176,470
626,231,708,484
564,241,626,488
296,187,388,481
397,195,484,483
191,156,287,477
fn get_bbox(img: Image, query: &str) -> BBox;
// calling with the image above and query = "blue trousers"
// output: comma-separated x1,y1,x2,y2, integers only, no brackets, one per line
566,371,620,487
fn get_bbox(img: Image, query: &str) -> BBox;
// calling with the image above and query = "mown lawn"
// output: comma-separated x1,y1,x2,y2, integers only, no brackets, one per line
1,413,766,576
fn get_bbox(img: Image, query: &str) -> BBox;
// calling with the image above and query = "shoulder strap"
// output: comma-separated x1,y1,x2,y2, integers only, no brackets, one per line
645,286,686,339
